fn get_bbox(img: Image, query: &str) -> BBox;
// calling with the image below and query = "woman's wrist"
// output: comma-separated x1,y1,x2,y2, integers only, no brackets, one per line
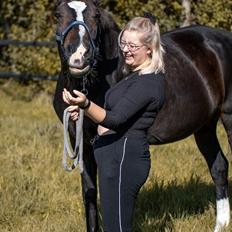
79,99,91,109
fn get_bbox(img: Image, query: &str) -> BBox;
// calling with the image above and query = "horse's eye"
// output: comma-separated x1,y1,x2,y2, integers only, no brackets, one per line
67,45,72,53
54,12,61,19
54,12,62,24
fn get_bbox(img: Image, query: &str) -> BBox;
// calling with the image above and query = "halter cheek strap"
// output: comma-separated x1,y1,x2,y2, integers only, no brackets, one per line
56,20,96,50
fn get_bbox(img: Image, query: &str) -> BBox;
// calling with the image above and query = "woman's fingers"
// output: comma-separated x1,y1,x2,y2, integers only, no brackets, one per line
67,105,79,112
71,111,78,117
63,89,73,104
66,105,79,121
67,91,81,105
65,91,75,103
62,91,70,104
70,112,79,121
73,90,87,104
73,89,84,97
63,88,87,106
63,89,77,105
72,115,78,121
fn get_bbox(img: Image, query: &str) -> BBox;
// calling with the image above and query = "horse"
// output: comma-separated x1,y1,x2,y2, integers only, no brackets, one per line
53,0,232,231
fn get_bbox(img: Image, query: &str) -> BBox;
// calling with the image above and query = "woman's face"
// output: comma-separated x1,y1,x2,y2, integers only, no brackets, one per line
120,30,151,70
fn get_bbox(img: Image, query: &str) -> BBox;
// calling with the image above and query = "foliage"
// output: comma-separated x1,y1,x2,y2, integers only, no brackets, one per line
0,0,231,77
192,0,232,31
101,0,183,32
0,0,59,76
102,0,232,31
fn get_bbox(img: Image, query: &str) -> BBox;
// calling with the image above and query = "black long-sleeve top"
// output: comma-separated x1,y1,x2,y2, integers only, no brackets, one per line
100,71,165,137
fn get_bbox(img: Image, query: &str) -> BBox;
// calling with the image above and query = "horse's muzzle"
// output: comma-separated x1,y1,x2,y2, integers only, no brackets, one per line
68,65,90,77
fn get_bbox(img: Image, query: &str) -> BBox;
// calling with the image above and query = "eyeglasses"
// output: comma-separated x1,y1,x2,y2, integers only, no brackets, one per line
119,41,144,53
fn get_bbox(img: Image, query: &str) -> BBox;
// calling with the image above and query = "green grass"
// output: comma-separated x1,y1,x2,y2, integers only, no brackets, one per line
0,80,231,232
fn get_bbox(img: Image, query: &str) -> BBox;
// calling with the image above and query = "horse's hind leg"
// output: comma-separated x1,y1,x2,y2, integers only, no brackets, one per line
81,144,98,232
221,112,232,153
194,120,230,232
220,112,232,227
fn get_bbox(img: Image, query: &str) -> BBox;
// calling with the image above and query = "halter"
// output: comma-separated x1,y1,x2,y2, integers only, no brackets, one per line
56,20,98,67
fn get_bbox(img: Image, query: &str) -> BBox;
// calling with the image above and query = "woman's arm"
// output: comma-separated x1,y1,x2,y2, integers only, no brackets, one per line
63,76,162,130
84,101,106,123
63,88,106,123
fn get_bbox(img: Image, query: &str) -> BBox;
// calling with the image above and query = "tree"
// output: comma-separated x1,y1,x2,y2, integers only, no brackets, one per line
181,0,191,27
0,0,59,76
192,0,232,31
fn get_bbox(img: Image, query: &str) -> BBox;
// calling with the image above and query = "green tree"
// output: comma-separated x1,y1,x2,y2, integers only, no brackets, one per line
192,0,232,31
102,0,232,31
0,0,59,75
101,0,183,32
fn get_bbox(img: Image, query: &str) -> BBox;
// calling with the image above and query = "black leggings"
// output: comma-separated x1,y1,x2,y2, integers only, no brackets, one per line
94,134,150,232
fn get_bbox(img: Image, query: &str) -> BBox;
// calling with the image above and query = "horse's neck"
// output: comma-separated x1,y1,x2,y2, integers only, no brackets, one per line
99,9,120,60
98,10,124,85
63,74,81,92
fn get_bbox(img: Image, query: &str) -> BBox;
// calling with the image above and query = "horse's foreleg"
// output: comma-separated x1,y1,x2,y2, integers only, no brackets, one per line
81,145,98,232
211,152,230,232
194,121,230,232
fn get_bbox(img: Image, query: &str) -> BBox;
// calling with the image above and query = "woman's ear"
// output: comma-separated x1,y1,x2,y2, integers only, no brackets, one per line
146,48,152,55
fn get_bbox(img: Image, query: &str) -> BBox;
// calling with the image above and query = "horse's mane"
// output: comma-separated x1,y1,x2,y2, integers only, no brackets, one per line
98,9,120,59
98,9,124,84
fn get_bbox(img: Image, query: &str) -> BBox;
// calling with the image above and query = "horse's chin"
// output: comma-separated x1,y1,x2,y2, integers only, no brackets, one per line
69,65,90,77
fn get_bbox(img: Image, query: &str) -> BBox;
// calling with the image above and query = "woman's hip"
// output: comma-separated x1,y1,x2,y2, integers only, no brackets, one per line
93,134,150,167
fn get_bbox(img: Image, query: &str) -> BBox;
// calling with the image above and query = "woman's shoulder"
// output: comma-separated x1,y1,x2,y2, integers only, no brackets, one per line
141,71,165,79
136,72,166,99
137,71,165,86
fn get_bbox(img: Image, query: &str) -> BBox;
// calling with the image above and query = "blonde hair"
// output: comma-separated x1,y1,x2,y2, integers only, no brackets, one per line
118,16,165,75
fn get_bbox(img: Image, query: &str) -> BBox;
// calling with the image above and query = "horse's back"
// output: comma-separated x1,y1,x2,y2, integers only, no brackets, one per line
148,25,232,144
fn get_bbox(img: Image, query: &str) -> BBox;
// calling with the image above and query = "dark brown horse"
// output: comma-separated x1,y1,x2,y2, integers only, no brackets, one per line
53,1,232,231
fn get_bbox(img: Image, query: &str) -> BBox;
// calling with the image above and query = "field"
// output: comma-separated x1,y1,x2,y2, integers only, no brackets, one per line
0,80,231,232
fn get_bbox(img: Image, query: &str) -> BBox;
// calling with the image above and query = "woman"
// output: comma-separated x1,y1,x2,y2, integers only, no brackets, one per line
63,15,165,232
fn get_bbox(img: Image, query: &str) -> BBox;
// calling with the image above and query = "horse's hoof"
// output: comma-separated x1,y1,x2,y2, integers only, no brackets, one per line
214,198,230,232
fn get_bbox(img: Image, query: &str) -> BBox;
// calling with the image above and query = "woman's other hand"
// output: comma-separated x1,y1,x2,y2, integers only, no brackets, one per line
67,105,79,121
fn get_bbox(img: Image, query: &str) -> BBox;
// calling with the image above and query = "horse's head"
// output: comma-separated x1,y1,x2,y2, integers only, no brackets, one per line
55,0,100,77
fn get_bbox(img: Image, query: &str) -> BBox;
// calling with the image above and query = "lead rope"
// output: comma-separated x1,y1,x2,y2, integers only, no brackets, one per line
63,108,84,173
62,77,88,173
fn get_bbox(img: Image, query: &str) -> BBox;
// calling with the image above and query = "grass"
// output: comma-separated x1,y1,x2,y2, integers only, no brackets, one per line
0,80,231,232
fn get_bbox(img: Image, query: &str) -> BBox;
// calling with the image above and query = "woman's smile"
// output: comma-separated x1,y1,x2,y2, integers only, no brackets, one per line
120,30,151,70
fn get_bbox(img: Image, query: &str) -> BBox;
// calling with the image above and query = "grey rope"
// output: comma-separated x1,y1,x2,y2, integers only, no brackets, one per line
62,108,84,173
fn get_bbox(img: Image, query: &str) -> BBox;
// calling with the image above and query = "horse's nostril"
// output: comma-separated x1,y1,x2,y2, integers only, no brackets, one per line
74,59,81,64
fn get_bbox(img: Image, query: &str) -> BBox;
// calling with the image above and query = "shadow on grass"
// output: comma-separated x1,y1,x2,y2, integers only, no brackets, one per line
134,176,232,232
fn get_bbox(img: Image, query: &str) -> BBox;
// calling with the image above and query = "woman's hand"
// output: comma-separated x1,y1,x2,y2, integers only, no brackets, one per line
67,105,79,121
62,88,87,106
62,88,106,124
62,88,88,121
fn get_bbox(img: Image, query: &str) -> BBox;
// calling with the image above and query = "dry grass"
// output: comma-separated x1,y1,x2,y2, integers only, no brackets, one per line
0,80,231,232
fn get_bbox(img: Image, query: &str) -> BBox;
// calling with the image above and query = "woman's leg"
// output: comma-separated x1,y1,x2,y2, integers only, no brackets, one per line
118,137,150,231
94,136,150,232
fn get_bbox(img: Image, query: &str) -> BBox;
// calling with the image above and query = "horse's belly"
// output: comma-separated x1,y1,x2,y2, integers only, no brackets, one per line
147,96,214,145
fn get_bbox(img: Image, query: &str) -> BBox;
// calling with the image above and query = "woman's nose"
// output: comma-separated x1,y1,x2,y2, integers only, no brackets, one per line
122,44,130,52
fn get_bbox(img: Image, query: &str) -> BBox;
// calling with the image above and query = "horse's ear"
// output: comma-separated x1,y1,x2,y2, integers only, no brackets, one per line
93,0,101,6
57,0,63,6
